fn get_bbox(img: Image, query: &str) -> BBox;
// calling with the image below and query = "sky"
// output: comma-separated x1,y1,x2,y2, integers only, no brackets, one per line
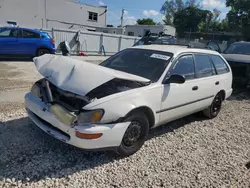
80,0,231,26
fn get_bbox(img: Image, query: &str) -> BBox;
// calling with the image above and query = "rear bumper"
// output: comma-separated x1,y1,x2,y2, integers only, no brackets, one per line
225,88,233,99
25,92,130,150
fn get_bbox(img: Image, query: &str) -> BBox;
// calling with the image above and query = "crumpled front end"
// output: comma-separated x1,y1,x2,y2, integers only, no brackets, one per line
26,54,150,149
25,92,130,149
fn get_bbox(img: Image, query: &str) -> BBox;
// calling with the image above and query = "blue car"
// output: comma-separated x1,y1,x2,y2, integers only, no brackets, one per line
0,27,55,57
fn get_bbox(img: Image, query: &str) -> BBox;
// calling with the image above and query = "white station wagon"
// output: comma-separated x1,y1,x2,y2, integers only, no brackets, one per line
25,45,233,157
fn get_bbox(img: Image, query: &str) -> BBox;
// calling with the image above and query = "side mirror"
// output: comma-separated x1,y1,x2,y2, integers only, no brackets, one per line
163,74,186,84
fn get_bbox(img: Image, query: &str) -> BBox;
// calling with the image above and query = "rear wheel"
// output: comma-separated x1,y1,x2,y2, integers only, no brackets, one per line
202,93,223,119
118,110,149,157
37,48,50,57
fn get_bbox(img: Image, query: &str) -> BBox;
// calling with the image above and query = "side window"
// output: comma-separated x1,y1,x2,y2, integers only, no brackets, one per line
210,55,230,74
194,54,213,78
22,30,40,38
169,55,195,80
0,29,19,37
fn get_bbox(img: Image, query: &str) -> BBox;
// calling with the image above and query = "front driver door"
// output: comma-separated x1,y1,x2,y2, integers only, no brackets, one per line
158,54,202,125
0,28,22,55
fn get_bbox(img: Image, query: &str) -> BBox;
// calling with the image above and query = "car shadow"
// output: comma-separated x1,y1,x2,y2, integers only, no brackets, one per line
0,112,204,183
227,89,250,101
0,57,33,62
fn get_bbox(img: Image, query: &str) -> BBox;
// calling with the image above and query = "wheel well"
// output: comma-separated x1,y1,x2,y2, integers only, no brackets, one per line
218,90,226,100
36,47,51,54
126,106,155,128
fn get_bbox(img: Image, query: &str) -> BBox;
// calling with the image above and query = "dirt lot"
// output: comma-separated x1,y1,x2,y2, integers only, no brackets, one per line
0,56,249,188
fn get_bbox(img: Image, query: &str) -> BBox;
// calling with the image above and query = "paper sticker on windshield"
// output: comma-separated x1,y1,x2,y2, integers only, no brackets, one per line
150,54,170,61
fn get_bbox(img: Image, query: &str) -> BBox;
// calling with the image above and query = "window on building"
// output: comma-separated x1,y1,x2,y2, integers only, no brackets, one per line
169,55,195,80
194,54,214,78
89,12,98,21
22,30,40,38
128,32,134,36
103,30,108,33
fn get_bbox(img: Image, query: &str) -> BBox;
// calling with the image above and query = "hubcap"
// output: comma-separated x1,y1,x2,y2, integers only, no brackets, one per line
123,121,142,147
212,95,221,114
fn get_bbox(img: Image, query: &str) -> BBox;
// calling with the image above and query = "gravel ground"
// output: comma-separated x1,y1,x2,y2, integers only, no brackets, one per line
0,58,250,188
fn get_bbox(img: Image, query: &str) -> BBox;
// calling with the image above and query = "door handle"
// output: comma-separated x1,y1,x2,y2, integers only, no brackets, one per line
215,81,219,85
192,86,198,91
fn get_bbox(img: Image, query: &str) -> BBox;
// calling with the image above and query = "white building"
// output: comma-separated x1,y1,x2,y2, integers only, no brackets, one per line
124,25,176,37
0,0,107,30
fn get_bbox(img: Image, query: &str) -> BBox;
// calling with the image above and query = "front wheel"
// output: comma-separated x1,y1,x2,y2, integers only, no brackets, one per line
118,110,149,157
202,93,223,119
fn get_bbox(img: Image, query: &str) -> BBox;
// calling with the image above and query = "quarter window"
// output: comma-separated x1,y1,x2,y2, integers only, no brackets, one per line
210,55,229,74
170,55,195,80
194,54,213,78
89,12,98,21
22,30,40,38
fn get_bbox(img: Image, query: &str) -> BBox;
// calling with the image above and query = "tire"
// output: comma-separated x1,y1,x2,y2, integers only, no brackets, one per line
117,110,149,157
202,93,223,119
37,48,51,57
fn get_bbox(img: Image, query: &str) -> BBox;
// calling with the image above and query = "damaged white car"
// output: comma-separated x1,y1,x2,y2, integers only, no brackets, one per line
25,45,233,156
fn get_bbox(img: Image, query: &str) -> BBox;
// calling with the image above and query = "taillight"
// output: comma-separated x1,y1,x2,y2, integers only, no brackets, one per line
50,39,55,44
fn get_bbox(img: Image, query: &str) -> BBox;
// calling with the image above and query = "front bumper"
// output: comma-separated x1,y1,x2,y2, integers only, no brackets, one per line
25,92,130,150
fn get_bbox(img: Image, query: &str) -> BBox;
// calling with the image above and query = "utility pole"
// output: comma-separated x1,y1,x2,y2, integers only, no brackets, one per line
44,0,48,28
121,8,125,28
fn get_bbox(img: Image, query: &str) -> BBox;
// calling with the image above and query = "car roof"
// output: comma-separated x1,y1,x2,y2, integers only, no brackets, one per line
232,41,250,44
131,44,220,55
0,27,41,33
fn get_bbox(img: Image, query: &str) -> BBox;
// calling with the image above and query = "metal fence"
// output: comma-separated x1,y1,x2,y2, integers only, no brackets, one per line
42,28,141,56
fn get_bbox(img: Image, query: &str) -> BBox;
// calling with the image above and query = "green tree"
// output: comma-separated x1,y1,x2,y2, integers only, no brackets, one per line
137,18,156,25
226,0,250,39
198,9,229,32
173,6,210,37
161,0,199,25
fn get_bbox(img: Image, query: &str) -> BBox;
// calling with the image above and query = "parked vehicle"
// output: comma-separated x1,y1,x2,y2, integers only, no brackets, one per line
0,27,55,57
134,31,177,46
207,41,250,88
25,45,233,157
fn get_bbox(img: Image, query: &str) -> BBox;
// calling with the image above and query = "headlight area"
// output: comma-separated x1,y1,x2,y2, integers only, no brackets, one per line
74,109,105,139
76,109,104,124
31,83,41,98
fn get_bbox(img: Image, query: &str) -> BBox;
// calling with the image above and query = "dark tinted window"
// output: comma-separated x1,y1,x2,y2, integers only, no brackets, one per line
0,28,20,37
100,49,173,82
169,55,195,80
22,30,40,38
210,55,229,74
194,54,213,78
224,43,250,55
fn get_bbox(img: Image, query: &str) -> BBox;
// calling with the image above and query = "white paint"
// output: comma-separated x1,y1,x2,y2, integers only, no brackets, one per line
34,54,150,96
26,46,233,150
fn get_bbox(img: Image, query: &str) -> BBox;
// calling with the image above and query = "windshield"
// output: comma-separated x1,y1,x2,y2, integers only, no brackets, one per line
224,43,250,55
100,48,173,82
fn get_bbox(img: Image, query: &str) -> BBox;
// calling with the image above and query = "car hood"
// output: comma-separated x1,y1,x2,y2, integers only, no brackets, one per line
33,54,150,96
222,53,250,64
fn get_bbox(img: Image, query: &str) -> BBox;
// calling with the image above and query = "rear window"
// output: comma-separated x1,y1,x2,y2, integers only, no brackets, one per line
194,54,214,78
210,55,230,74
100,48,173,82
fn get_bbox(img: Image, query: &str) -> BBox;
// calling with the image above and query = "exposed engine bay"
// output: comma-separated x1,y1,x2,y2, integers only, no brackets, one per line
34,78,148,113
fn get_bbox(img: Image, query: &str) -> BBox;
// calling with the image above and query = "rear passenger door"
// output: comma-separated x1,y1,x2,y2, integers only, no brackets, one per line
209,54,231,92
192,53,219,108
19,29,41,55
